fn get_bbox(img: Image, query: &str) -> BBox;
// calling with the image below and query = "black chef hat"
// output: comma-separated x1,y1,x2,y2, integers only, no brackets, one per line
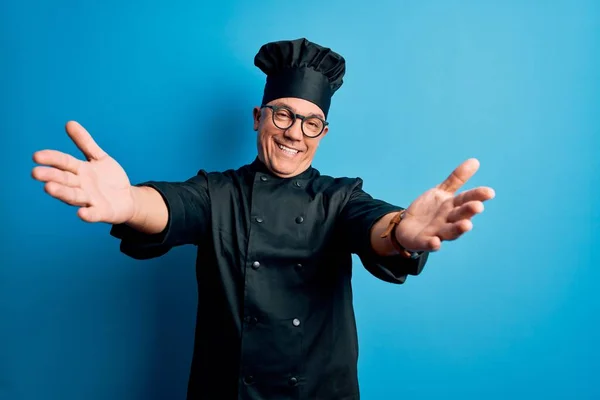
254,38,346,118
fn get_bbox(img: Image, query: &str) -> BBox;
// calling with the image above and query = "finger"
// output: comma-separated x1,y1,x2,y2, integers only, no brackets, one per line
77,206,103,223
447,201,484,223
437,158,480,193
44,182,90,207
436,219,473,241
32,166,80,187
453,187,496,206
426,236,442,252
33,149,83,174
399,230,442,252
65,121,107,161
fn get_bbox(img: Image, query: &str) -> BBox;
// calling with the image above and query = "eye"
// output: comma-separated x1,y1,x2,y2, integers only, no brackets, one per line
305,118,323,130
276,110,291,119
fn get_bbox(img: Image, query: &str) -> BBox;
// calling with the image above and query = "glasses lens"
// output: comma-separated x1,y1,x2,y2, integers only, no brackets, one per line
272,107,294,129
302,117,324,137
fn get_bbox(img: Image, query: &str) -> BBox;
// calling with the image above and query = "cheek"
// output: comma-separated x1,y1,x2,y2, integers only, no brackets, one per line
304,140,320,155
258,127,275,147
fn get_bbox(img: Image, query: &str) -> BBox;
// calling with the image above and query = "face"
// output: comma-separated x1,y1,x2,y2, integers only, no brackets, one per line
253,97,329,178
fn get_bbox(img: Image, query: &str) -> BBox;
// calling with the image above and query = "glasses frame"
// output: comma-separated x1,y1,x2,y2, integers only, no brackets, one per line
261,104,328,138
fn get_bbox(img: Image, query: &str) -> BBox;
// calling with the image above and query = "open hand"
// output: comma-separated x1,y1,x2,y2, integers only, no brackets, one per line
395,158,495,252
32,121,135,224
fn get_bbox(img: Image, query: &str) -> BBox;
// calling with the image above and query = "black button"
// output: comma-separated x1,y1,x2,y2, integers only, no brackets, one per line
255,217,263,223
295,263,303,271
244,316,258,325
244,375,255,385
252,261,260,269
260,175,268,182
288,376,298,386
294,181,302,188
295,216,304,224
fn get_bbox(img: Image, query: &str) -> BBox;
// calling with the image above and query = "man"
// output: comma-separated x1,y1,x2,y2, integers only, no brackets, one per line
32,38,495,399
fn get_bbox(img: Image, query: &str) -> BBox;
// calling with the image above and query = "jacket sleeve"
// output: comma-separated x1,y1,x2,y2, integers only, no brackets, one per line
109,172,211,260
338,179,429,284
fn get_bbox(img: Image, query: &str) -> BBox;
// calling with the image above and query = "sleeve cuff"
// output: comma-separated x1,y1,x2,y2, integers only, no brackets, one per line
356,207,429,284
358,250,429,284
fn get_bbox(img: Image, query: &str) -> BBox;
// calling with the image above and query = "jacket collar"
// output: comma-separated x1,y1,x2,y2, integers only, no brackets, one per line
248,157,319,181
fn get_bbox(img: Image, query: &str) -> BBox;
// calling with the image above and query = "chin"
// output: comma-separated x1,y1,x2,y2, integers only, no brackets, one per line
270,159,299,176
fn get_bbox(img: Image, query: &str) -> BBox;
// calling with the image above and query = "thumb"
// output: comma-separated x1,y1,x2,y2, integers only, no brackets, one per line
437,158,480,193
66,121,107,161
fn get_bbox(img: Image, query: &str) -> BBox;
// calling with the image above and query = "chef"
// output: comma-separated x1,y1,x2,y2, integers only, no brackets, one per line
31,38,496,399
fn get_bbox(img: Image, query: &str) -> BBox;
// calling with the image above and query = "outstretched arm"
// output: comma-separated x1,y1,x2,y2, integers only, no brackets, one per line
32,120,169,232
32,121,210,259
127,186,169,234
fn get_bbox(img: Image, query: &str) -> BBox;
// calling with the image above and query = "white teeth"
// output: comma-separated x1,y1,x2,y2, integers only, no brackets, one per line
278,144,299,155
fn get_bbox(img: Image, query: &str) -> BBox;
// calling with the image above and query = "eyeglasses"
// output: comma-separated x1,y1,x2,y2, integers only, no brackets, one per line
261,105,328,138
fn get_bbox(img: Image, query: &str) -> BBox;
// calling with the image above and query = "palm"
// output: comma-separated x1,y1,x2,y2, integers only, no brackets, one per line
32,121,135,224
395,159,496,252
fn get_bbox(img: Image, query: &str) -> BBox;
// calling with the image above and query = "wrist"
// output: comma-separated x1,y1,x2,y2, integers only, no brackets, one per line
125,185,169,234
126,186,147,227
380,210,423,259
393,218,415,253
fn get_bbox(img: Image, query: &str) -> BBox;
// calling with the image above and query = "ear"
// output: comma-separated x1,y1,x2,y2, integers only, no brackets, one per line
252,106,261,131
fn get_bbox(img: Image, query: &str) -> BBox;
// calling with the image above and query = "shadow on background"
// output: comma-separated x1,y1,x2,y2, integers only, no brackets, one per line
139,85,254,399
1,33,258,397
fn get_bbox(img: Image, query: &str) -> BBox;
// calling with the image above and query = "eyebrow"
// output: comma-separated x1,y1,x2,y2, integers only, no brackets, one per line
272,101,325,120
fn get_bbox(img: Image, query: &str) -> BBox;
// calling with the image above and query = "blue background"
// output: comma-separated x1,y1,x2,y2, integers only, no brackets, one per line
2,0,598,399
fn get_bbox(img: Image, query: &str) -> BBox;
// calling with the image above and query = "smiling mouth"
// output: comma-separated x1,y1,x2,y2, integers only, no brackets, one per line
275,141,301,156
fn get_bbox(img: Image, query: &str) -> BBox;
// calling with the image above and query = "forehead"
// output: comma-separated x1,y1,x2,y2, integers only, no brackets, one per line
269,97,325,118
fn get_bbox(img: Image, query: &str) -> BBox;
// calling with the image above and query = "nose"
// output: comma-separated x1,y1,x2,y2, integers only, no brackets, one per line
283,118,303,141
